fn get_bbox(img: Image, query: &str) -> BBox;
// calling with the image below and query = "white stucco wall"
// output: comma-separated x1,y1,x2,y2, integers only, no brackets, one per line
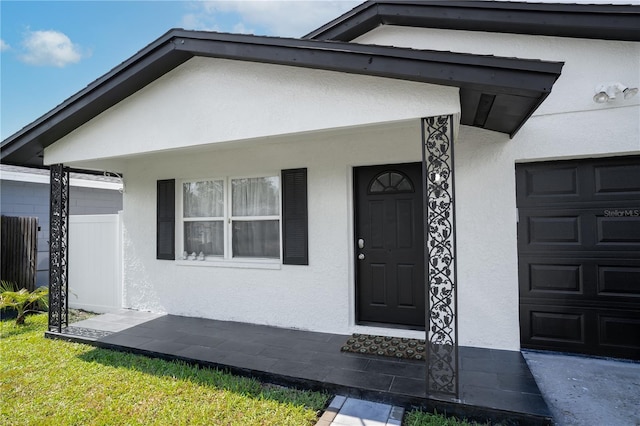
41,25,639,350
120,122,428,336
353,26,640,117
45,57,459,166
454,107,639,350
355,26,640,350
43,53,460,340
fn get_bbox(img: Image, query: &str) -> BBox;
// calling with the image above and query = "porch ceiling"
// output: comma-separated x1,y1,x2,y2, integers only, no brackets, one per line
0,29,562,170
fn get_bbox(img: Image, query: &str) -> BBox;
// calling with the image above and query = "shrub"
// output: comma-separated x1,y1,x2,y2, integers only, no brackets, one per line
0,280,48,325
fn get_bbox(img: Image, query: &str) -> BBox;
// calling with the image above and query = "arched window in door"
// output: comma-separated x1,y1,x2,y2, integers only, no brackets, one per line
368,170,414,194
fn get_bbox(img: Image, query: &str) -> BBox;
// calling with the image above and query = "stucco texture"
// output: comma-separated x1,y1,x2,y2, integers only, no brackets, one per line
45,57,459,167
355,26,640,350
42,28,639,350
121,122,427,335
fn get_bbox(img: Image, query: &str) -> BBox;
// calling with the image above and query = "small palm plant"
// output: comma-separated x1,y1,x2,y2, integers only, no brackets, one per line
0,280,49,325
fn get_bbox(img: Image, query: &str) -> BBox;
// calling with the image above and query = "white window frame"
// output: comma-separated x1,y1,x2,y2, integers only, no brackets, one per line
176,174,282,268
182,178,226,258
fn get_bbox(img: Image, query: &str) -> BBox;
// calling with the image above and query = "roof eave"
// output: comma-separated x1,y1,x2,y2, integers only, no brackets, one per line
1,30,192,168
305,1,640,42
174,32,563,96
1,30,563,167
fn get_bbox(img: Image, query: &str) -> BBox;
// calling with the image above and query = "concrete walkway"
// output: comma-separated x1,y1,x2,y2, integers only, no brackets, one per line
524,351,640,426
316,396,403,426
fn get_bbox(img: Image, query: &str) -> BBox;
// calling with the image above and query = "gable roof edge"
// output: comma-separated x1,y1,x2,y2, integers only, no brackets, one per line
305,1,640,42
1,29,563,168
0,30,191,164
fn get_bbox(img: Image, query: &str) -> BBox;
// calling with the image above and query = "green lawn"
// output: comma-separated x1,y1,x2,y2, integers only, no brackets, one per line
1,313,328,425
1,312,486,426
404,410,486,426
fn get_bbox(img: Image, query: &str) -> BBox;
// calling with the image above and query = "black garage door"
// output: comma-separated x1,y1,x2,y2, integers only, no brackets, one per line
516,156,640,360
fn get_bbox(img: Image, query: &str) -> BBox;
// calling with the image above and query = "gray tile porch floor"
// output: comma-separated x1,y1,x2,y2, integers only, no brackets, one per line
46,310,552,425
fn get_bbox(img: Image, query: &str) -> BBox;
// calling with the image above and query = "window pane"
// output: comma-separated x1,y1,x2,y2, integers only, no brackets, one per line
396,178,412,191
232,220,280,258
184,180,224,217
369,171,414,193
184,221,223,256
370,180,384,192
232,177,279,216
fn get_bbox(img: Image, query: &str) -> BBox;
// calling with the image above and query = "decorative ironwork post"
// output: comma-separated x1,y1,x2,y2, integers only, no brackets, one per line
422,115,459,398
48,164,69,332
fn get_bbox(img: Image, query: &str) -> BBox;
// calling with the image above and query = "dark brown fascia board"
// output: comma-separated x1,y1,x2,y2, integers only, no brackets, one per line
304,1,381,43
1,29,562,166
173,31,563,96
0,29,191,166
305,1,640,42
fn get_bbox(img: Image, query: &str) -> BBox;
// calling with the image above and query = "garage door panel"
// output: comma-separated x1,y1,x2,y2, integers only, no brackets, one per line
520,257,640,302
520,304,592,348
528,216,581,245
599,314,640,352
521,212,585,248
517,157,640,207
521,304,640,358
517,156,640,360
594,163,640,195
520,208,640,252
597,216,640,245
529,310,585,344
527,263,582,293
524,166,579,197
598,265,640,298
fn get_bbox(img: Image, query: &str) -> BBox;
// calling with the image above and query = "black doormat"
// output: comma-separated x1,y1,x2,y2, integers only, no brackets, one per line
340,333,426,360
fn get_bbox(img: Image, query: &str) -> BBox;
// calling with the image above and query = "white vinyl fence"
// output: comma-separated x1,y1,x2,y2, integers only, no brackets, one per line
68,214,122,313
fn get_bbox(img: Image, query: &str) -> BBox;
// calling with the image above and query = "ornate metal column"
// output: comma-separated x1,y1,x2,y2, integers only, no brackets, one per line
422,115,459,398
48,164,70,332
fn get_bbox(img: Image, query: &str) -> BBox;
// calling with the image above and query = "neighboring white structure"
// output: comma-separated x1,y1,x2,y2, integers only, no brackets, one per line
1,2,639,360
0,165,123,286
68,214,122,313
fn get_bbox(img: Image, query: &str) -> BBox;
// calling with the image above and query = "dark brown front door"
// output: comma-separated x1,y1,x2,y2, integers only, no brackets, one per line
354,163,425,329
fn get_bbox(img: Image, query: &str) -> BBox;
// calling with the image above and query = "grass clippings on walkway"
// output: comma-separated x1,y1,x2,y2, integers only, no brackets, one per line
68,308,97,323
404,410,489,426
0,313,328,426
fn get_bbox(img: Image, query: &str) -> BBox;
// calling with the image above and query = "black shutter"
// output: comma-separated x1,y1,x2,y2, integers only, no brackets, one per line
282,168,308,265
157,179,175,260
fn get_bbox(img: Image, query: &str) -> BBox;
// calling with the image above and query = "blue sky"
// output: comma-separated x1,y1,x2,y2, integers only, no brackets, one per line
0,1,358,140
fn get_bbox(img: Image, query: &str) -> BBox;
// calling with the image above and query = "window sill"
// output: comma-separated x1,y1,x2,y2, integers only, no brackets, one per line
175,259,281,270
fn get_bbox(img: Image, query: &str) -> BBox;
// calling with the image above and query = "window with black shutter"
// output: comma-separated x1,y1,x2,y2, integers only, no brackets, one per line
282,168,308,265
157,169,308,265
156,179,175,260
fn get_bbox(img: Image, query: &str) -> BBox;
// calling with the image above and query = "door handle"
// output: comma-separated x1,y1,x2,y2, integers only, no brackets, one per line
358,253,365,260
358,238,365,249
